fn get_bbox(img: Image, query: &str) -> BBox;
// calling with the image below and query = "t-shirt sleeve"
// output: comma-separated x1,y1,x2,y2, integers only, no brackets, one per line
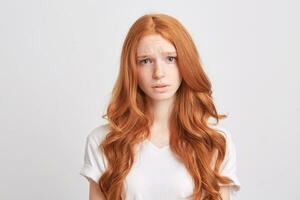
218,128,241,197
79,131,108,184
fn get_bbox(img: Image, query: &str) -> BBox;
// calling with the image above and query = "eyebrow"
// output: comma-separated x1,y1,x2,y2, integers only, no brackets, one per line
137,51,177,59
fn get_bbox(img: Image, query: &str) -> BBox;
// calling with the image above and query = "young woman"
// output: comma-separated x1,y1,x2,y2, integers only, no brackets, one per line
80,13,241,200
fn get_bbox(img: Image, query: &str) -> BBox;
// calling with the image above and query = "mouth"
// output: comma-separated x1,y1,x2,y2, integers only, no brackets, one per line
152,84,169,88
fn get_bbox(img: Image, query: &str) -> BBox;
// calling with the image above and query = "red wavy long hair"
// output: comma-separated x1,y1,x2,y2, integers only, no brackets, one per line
99,13,234,200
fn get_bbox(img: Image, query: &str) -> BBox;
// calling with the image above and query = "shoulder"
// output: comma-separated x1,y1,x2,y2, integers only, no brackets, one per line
208,123,233,140
86,123,111,145
216,127,233,142
209,124,236,154
80,124,111,182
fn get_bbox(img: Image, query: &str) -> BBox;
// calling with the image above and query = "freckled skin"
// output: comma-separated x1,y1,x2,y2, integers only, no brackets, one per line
136,34,182,102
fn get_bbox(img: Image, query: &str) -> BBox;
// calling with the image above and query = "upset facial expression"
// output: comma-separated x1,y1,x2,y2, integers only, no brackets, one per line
136,34,182,101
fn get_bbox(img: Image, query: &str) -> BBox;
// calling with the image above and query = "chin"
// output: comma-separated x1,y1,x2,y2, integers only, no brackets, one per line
148,93,176,101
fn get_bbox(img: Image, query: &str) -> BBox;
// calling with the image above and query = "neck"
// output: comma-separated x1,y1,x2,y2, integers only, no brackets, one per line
146,96,175,134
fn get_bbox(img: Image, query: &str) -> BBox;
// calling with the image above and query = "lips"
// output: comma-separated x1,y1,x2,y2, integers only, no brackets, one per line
152,84,169,88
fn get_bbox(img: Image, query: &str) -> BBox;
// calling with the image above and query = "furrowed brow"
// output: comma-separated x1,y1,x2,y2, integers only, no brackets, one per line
137,51,177,59
137,55,150,59
163,51,177,56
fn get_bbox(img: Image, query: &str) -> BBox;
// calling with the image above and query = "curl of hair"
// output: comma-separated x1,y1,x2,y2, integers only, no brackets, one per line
99,13,235,200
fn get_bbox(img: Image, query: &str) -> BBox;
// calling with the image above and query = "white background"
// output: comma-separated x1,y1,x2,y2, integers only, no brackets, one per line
0,0,299,199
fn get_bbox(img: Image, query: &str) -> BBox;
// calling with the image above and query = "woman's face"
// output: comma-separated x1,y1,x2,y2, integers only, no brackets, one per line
136,34,182,102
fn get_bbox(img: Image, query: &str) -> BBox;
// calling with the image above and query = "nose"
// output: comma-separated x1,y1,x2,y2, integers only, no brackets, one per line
152,60,165,79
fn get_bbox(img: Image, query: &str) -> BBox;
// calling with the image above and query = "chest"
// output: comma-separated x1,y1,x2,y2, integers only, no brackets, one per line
123,140,195,200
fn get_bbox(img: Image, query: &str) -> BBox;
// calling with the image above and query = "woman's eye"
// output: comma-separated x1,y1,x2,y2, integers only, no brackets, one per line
167,56,177,62
139,58,151,65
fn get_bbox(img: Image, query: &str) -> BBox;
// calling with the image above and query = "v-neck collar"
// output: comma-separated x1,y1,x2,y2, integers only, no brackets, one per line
145,138,170,152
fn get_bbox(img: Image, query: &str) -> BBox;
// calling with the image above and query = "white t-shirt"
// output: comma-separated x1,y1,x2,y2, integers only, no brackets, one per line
79,124,241,200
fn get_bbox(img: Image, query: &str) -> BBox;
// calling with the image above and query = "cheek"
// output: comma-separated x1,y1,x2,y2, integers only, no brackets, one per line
169,67,182,83
137,69,150,86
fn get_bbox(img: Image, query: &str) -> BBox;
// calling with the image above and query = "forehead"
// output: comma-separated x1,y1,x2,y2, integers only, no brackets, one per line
136,34,176,55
